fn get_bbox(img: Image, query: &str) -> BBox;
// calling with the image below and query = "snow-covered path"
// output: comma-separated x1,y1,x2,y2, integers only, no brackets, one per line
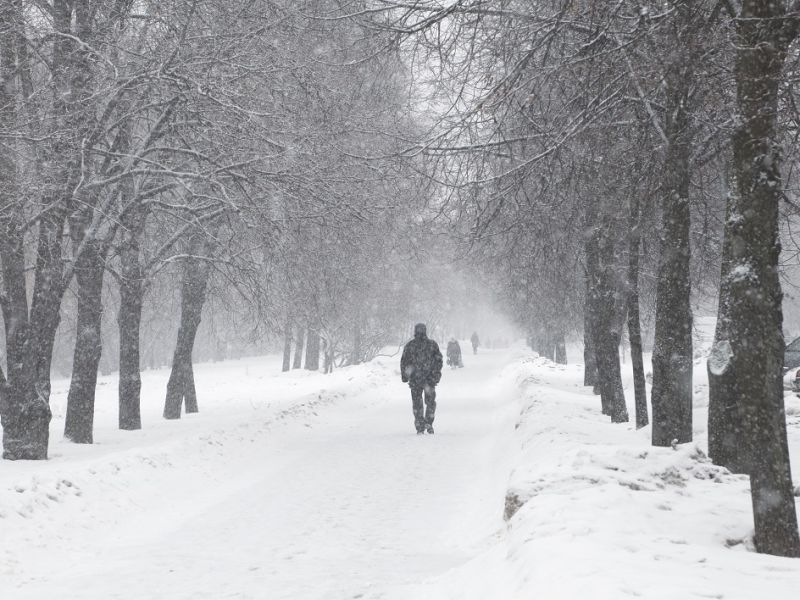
1,349,518,600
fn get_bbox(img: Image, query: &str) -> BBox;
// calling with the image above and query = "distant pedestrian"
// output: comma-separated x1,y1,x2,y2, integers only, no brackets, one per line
401,323,443,434
470,331,480,355
446,338,463,369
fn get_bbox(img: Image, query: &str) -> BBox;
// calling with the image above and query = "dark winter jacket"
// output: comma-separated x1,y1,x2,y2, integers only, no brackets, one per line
446,340,462,362
401,324,443,387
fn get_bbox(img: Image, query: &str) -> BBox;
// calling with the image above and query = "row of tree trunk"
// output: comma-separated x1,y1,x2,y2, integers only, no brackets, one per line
529,329,567,365
581,0,800,557
281,327,328,373
282,321,367,374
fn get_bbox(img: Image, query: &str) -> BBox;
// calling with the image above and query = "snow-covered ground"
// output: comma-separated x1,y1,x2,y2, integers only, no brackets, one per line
0,348,518,599
4,331,800,599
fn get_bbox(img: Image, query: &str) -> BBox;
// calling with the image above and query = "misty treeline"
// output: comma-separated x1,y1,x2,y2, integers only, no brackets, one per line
335,0,800,558
3,0,800,562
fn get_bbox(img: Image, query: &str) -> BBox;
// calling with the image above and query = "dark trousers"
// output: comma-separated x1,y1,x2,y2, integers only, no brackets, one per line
410,384,436,432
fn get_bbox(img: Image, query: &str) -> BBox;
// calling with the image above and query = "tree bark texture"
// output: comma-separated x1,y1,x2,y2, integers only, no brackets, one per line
651,58,693,447
2,0,96,459
627,195,648,429
62,2,118,439
708,178,745,471
0,216,51,459
715,2,800,557
585,215,629,423
118,205,148,430
61,0,136,440
0,1,50,459
64,240,107,443
583,276,599,389
163,244,213,420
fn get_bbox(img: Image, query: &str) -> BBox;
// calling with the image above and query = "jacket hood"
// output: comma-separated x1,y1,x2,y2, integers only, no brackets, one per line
414,323,427,339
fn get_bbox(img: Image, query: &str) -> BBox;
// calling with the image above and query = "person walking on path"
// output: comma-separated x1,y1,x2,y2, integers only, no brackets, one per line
470,331,480,355
446,337,463,368
401,323,443,434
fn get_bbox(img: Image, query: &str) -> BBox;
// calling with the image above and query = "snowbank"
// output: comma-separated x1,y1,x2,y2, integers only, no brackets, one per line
6,338,800,599
0,354,396,595
408,348,800,600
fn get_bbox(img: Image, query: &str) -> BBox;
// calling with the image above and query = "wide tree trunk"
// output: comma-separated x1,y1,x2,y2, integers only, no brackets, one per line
0,203,68,459
713,2,800,557
627,195,648,430
0,4,49,459
118,206,147,430
305,329,321,371
1,0,94,459
651,59,693,447
0,0,103,460
0,195,55,460
0,215,52,460
118,273,144,429
64,240,106,443
163,243,213,420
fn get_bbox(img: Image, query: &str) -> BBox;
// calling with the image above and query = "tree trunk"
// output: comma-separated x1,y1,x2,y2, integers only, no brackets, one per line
282,320,292,372
305,329,320,371
163,242,213,420
533,326,554,360
583,276,599,388
118,274,144,429
651,58,693,447
118,207,147,430
1,0,93,459
627,194,648,429
323,338,334,374
0,205,65,459
708,185,747,476
716,2,800,557
352,322,362,366
0,214,52,460
292,328,304,369
585,217,628,423
0,3,49,458
64,240,106,443
555,332,567,365
183,359,198,413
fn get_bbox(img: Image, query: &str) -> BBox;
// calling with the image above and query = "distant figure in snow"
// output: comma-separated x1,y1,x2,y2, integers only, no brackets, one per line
401,323,443,434
470,331,480,355
446,338,463,369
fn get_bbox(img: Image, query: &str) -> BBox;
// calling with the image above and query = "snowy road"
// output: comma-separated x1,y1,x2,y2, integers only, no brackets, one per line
0,349,518,600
